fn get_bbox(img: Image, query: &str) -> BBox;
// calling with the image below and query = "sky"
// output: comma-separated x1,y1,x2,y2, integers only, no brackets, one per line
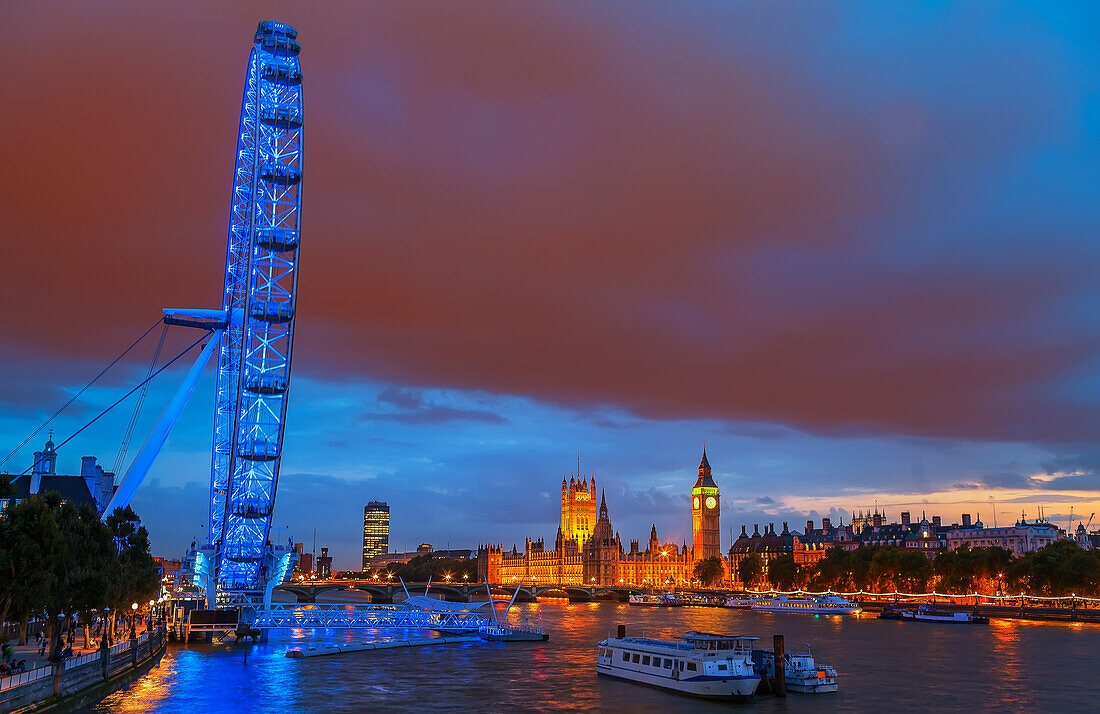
2,2,1100,571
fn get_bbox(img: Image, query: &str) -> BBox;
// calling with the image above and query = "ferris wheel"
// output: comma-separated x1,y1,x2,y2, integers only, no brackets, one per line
209,20,304,591
6,21,304,605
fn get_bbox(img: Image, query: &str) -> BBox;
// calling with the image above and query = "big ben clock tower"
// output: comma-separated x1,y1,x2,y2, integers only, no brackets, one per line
691,448,721,561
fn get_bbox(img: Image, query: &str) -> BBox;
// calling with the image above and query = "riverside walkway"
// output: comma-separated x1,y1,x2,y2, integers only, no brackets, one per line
0,627,166,713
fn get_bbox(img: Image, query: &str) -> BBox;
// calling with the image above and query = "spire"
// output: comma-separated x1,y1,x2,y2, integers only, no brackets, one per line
699,446,711,472
599,489,608,518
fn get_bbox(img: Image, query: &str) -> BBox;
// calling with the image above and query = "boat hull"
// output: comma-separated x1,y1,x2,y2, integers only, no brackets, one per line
597,664,759,699
481,632,549,642
751,605,861,615
900,613,988,624
787,679,839,694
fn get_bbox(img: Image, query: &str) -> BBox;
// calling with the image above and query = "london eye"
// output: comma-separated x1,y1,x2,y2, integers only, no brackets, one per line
1,21,304,607
210,20,304,593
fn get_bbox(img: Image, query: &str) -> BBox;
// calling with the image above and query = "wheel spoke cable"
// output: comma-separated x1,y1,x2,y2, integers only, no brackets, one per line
112,323,169,475
0,318,163,470
12,330,212,476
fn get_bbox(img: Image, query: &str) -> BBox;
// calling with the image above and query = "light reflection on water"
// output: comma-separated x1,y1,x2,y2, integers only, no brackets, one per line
92,601,1100,713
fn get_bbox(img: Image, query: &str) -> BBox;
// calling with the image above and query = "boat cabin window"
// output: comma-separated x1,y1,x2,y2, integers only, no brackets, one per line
678,661,684,671
622,651,629,662
632,654,640,664
687,663,697,671
717,664,728,671
664,659,673,669
642,656,651,666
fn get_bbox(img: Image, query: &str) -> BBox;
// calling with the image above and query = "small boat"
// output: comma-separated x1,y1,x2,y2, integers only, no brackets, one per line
751,595,861,615
724,596,755,609
597,631,760,699
479,624,549,642
629,592,683,607
900,605,989,624
752,646,839,694
877,607,912,620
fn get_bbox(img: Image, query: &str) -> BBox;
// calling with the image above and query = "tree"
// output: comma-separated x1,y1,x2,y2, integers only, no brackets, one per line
809,546,852,591
736,553,764,590
893,550,932,593
43,499,111,660
767,554,801,591
692,556,725,588
0,495,63,644
103,507,159,645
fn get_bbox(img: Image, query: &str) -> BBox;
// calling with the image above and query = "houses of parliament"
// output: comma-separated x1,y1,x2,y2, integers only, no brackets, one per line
477,450,722,587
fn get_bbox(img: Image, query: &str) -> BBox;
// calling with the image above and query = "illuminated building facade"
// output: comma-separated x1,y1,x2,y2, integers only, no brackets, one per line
561,473,598,548
362,500,390,570
477,455,707,587
691,449,721,561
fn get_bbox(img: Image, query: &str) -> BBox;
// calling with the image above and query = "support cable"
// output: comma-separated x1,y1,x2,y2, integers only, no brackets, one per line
13,330,213,476
0,318,163,470
113,323,169,475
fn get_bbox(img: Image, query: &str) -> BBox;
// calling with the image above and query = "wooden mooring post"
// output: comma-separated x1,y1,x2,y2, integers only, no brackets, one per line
617,624,626,638
773,634,786,697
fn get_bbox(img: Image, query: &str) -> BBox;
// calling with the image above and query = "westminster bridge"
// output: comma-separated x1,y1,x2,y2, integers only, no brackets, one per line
274,579,725,604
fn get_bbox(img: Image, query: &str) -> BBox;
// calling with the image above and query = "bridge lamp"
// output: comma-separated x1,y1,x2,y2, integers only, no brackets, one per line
131,603,138,611
463,573,469,581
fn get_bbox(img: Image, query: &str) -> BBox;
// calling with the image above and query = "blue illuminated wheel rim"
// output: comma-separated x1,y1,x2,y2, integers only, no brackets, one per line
210,21,303,591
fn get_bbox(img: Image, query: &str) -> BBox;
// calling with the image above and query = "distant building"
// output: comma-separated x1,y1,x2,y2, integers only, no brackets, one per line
1074,523,1100,549
366,546,474,571
478,451,710,587
292,543,313,576
2,437,117,515
561,471,598,549
362,501,390,570
691,450,721,561
728,523,795,587
945,518,1062,556
155,558,183,591
317,547,332,579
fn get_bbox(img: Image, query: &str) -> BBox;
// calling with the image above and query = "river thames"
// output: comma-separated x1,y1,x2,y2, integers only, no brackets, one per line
93,600,1098,712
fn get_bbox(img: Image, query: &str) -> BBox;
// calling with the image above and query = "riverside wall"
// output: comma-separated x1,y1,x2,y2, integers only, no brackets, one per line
0,627,166,713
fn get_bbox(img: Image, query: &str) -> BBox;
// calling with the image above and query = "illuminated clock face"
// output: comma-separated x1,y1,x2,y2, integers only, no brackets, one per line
692,497,700,509
705,496,717,510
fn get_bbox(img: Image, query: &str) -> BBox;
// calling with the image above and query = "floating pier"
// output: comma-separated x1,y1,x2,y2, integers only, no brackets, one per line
286,636,478,658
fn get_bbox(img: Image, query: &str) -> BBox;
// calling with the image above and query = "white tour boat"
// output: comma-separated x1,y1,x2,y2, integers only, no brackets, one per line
724,596,755,609
628,592,683,607
597,631,760,699
750,595,861,615
900,605,988,624
752,646,839,693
